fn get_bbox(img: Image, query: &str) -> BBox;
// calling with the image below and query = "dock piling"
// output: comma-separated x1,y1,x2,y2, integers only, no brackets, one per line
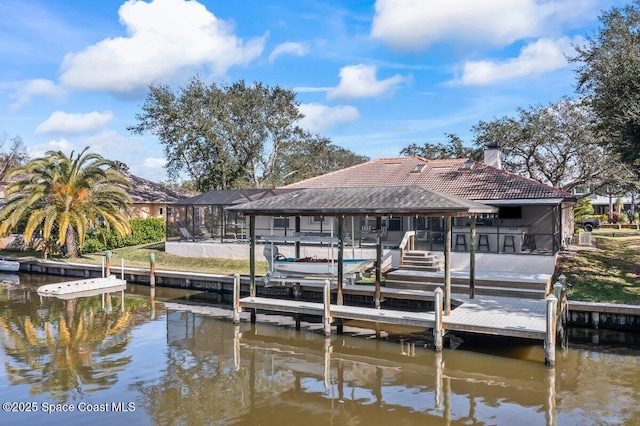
434,288,443,352
149,253,156,288
323,279,331,337
545,294,558,366
233,273,241,324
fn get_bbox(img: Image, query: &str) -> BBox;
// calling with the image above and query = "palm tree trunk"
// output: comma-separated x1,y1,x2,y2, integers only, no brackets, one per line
65,226,78,258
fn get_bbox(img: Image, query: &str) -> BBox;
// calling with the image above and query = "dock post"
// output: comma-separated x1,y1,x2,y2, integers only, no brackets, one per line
444,217,452,315
545,294,558,366
233,273,241,324
105,250,112,277
434,288,443,352
323,279,332,337
149,253,156,288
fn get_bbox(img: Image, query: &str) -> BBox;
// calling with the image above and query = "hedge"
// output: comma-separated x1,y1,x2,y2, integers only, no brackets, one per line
83,218,166,253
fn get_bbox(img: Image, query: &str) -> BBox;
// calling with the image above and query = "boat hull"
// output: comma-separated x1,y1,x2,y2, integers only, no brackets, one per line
272,258,371,277
0,260,20,273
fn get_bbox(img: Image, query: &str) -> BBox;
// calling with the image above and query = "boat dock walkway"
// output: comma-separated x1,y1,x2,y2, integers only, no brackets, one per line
239,283,549,341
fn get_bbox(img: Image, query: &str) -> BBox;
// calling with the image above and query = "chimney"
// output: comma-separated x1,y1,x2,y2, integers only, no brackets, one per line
483,141,502,169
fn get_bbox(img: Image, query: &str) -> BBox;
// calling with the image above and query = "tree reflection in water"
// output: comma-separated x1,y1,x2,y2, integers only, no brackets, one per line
0,284,148,401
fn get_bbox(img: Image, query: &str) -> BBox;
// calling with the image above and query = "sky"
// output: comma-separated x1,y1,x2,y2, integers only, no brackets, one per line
0,0,630,183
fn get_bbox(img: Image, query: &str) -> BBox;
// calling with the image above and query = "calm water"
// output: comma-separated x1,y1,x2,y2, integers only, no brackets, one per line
1,274,640,426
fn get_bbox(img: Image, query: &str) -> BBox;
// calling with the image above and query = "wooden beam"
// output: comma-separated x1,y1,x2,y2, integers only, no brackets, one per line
375,216,382,309
337,216,344,306
470,216,476,299
444,216,451,315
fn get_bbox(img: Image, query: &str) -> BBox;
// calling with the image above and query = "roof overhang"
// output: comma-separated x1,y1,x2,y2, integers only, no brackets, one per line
475,198,572,206
226,186,498,217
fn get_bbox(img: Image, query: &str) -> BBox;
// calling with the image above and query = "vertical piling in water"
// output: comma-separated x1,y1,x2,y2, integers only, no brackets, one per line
105,251,112,310
233,273,241,324
545,294,558,366
149,253,156,288
105,251,112,277
323,279,331,337
434,288,443,352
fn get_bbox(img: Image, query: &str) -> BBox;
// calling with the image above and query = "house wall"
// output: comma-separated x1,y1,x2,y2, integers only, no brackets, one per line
131,202,168,219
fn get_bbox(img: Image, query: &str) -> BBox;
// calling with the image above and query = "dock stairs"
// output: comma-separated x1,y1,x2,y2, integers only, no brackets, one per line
387,250,550,299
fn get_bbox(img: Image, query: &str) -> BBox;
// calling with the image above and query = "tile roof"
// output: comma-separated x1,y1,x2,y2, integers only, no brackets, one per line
123,172,188,203
282,157,575,202
226,186,498,216
173,188,294,206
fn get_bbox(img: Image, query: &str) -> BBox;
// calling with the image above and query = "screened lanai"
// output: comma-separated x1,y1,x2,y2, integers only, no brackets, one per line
167,189,293,242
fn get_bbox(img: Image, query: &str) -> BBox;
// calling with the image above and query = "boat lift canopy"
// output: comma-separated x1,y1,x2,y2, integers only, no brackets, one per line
226,186,498,314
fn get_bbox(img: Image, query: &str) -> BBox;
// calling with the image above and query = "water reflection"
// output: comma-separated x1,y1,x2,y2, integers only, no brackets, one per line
0,276,639,425
0,279,147,402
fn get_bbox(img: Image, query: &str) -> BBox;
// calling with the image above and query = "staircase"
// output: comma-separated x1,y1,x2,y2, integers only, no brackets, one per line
387,248,549,299
400,250,443,272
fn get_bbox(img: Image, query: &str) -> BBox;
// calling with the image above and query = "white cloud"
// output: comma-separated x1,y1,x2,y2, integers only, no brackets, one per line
370,0,598,51
27,139,74,159
36,111,114,135
9,79,65,111
328,64,409,100
60,0,266,93
269,42,308,63
455,37,575,86
298,103,360,133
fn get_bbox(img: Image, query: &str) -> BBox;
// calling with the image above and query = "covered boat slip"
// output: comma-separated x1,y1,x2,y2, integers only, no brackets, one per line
226,186,498,312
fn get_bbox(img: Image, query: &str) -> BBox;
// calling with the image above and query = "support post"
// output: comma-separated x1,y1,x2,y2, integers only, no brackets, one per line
469,216,476,299
545,294,558,366
434,288,443,352
105,250,112,277
323,279,331,337
295,216,301,259
375,216,382,309
444,217,452,315
233,273,241,324
338,216,344,305
149,253,156,288
249,215,256,324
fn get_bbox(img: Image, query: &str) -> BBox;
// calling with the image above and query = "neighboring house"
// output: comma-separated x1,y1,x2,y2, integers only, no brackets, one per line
280,148,577,255
122,173,189,220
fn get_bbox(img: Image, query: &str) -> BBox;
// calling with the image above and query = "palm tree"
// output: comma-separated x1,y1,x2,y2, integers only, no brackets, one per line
0,147,132,258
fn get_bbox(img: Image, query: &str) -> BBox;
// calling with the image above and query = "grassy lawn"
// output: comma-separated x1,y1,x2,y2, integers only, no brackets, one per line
555,235,640,304
4,236,639,304
2,242,269,276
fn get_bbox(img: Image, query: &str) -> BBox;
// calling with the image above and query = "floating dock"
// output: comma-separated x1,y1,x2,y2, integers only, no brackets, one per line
37,275,126,297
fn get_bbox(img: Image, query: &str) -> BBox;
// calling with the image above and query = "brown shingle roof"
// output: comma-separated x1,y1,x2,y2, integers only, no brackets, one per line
283,157,575,202
226,186,498,216
123,173,188,203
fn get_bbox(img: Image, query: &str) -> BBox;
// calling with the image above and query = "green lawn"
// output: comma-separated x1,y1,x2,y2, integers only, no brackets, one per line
2,242,269,276
555,235,640,304
4,236,639,304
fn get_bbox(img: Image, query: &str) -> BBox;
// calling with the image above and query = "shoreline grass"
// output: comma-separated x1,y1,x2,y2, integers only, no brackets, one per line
554,234,640,304
3,234,639,304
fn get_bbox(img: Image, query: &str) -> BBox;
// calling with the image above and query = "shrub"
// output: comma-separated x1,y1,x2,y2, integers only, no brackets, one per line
620,212,630,224
82,218,166,253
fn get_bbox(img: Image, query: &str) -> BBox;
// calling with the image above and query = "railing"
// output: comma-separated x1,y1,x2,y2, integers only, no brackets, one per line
398,231,416,267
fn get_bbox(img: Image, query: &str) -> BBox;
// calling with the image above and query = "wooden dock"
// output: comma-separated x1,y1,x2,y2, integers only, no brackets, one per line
239,293,547,340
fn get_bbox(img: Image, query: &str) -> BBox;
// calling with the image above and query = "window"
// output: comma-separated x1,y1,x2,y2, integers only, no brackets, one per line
411,163,426,173
167,206,173,217
273,217,290,228
498,206,522,219
159,207,164,216
309,216,326,224
387,217,402,231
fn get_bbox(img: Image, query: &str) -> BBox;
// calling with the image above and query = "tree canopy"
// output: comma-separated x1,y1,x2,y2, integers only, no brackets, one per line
400,133,483,161
0,148,132,258
471,98,631,192
0,134,28,183
129,76,365,192
572,0,640,177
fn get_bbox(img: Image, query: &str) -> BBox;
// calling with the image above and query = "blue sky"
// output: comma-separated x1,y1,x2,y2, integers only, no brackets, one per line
0,0,628,182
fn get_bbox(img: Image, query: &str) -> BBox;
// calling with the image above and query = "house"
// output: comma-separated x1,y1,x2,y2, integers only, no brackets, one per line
280,149,577,255
122,173,189,220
